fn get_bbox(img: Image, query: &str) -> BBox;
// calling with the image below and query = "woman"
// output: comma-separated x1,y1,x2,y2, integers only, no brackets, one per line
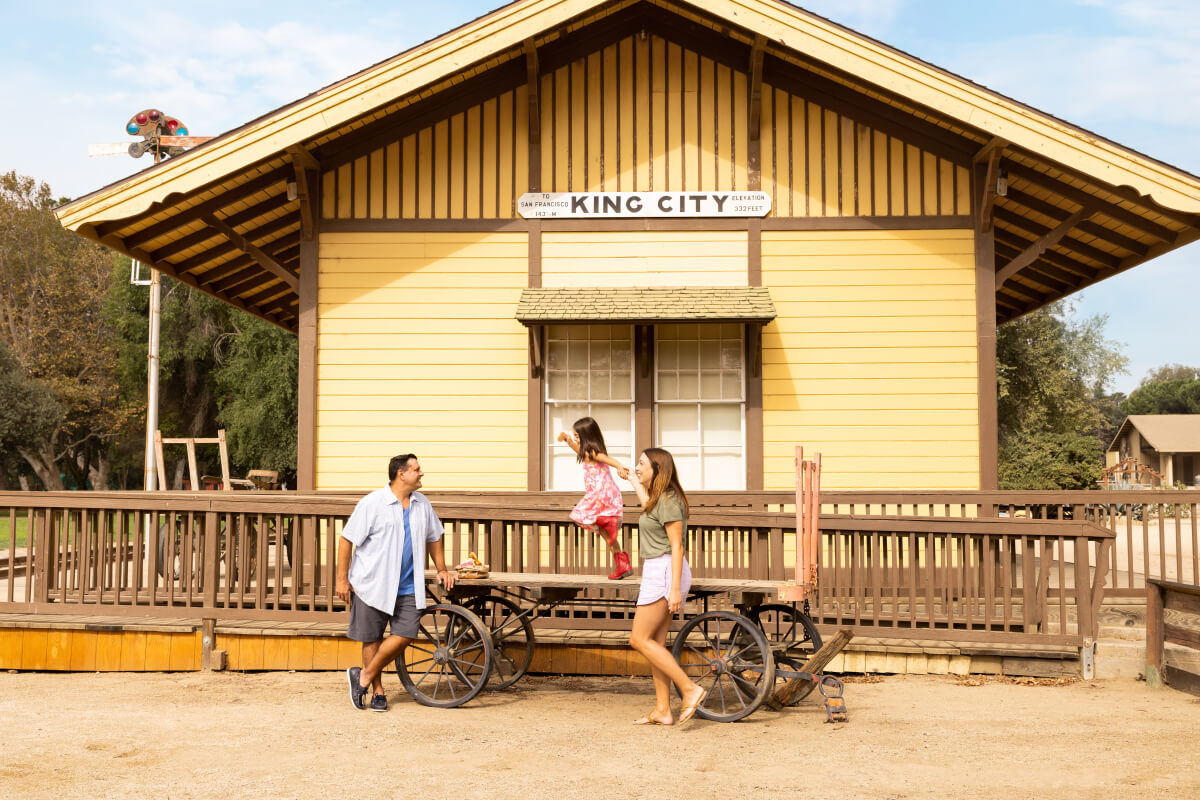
624,447,706,725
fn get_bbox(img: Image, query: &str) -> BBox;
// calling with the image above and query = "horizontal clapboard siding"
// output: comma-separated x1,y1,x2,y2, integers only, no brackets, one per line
316,231,528,490
762,228,979,490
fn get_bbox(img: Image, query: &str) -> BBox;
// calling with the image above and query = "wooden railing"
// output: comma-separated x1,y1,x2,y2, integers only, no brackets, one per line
1146,579,1200,695
0,491,1114,649
433,488,1198,599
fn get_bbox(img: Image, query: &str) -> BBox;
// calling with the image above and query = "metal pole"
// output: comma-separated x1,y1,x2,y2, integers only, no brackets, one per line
143,266,161,490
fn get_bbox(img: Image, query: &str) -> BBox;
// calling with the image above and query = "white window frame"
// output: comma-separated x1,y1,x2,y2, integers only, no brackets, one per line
543,324,636,491
653,324,746,491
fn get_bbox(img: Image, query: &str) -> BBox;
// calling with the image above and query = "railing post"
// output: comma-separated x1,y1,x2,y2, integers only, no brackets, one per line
33,509,51,603
1145,580,1165,688
1073,536,1093,641
203,511,219,609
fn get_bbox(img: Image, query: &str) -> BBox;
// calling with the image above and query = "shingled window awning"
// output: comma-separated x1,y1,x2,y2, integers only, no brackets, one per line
514,287,777,325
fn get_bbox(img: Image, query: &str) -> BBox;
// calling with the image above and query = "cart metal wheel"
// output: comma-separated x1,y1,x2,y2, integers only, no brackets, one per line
394,604,492,708
670,610,775,722
463,595,535,690
752,602,822,657
752,603,822,704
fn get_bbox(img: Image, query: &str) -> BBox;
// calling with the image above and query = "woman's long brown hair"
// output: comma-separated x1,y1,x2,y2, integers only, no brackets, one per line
641,447,689,515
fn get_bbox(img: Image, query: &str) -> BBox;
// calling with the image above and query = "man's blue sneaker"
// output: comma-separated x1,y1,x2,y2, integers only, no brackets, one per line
370,693,388,712
347,667,369,710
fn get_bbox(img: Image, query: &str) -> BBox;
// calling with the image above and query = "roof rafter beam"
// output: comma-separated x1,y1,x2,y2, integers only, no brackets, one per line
993,206,1119,267
978,148,1002,232
147,194,293,261
76,226,290,330
110,167,290,249
166,214,299,275
1001,188,1149,257
996,203,1099,287
287,145,321,240
1002,161,1178,242
993,226,1101,281
201,213,299,292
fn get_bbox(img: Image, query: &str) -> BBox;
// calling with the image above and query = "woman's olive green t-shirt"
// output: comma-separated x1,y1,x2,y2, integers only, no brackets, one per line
637,493,687,559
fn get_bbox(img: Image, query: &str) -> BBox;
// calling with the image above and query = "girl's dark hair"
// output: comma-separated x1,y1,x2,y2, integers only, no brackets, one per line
642,447,689,515
572,417,608,463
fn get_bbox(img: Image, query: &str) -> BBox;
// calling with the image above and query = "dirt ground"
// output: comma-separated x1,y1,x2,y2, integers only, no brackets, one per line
1,670,1198,800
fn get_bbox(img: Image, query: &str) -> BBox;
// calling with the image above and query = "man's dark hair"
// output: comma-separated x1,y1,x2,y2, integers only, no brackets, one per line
388,453,418,482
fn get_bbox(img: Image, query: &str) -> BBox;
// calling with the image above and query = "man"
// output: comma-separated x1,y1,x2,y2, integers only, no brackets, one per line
336,453,454,711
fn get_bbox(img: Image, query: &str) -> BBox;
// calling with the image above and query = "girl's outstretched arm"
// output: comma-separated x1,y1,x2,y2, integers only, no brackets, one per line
556,430,581,455
594,452,629,479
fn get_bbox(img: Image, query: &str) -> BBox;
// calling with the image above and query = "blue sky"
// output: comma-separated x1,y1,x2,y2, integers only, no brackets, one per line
3,0,1197,393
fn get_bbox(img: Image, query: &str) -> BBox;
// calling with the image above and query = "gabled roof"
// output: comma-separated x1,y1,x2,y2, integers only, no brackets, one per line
1108,415,1200,453
55,0,1200,331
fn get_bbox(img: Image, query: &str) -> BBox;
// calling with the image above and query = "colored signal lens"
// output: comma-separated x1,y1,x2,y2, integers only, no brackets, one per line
176,127,188,136
149,110,160,121
166,119,178,130
127,122,139,135
136,112,148,124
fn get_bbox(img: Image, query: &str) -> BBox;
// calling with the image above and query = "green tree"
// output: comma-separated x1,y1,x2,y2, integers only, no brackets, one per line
996,301,1127,490
0,171,138,489
0,342,62,489
214,314,298,484
1120,365,1200,416
106,267,298,488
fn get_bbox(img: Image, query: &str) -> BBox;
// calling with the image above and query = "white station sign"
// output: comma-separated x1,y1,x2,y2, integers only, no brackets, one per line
518,191,772,219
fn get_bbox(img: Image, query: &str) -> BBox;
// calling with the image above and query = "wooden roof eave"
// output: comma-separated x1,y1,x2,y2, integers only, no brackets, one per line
55,0,1200,236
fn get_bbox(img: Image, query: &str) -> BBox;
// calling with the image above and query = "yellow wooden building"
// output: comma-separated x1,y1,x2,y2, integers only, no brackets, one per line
56,0,1200,494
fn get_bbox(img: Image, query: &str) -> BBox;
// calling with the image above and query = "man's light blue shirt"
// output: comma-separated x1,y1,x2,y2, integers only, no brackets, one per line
341,486,443,613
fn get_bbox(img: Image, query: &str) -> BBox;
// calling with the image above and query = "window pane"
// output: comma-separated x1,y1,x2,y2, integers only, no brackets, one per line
700,372,722,400
702,451,745,490
568,341,587,368
670,449,701,490
659,372,678,401
591,371,611,400
700,339,721,369
658,341,677,370
720,339,741,369
547,372,567,399
701,404,742,446
657,405,698,448
568,371,588,400
612,371,631,400
676,371,698,400
722,371,742,400
679,340,699,370
547,340,566,371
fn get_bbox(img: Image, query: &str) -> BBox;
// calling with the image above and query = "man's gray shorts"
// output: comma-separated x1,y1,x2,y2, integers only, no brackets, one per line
347,593,420,642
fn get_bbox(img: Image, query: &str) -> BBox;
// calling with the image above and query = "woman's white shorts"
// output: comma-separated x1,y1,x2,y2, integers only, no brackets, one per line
636,553,692,606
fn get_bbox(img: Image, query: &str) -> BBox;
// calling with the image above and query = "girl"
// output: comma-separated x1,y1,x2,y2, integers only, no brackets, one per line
625,447,706,726
557,417,633,580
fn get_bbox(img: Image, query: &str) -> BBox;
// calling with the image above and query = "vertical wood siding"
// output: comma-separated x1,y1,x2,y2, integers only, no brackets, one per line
316,232,529,490
761,229,979,490
541,230,748,286
320,36,967,220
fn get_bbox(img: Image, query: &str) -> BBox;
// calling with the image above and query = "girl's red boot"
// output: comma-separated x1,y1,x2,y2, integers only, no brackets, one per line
608,550,633,580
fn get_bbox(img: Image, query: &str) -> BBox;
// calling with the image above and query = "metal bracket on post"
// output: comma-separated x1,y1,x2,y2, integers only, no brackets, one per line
1080,637,1095,680
200,618,226,671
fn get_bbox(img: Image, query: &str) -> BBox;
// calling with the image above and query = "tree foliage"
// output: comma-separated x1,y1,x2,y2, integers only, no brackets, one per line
0,171,139,489
0,170,299,490
996,302,1127,490
1120,364,1200,416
